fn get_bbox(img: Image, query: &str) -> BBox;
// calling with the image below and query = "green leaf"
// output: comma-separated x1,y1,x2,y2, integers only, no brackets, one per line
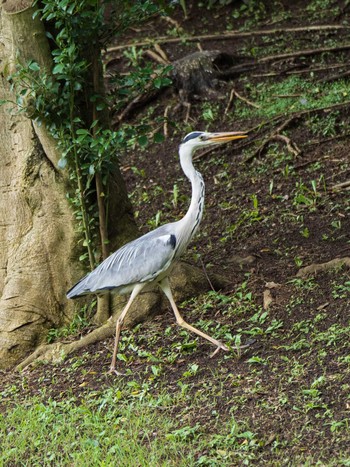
28,61,40,72
52,63,65,75
138,135,148,147
76,128,89,135
153,132,164,144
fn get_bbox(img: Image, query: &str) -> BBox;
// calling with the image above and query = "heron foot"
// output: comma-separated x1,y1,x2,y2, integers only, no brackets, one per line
231,338,256,350
107,367,127,376
210,342,229,358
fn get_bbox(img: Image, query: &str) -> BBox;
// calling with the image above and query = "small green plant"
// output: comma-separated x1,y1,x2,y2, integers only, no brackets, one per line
123,46,144,67
306,0,340,18
231,0,267,25
182,363,199,378
288,277,317,290
306,112,339,137
293,180,319,210
221,194,261,242
47,303,95,343
201,102,219,123
300,226,310,238
247,356,268,365
294,256,303,268
332,281,350,299
147,210,162,228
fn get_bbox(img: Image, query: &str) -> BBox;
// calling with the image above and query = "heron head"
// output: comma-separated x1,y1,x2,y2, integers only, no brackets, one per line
180,130,247,149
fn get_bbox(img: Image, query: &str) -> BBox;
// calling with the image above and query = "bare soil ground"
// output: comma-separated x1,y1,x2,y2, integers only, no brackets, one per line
1,1,350,464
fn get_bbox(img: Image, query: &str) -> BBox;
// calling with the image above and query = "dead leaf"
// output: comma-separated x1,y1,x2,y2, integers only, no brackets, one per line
263,289,273,309
265,281,281,289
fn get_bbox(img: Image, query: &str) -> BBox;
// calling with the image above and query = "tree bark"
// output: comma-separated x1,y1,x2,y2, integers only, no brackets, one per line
0,1,136,369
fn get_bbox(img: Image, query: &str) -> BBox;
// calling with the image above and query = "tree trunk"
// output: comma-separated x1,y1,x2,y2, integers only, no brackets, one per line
0,1,136,369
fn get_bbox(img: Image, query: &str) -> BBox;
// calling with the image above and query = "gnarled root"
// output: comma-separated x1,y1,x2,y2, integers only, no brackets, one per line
16,320,115,371
296,257,350,278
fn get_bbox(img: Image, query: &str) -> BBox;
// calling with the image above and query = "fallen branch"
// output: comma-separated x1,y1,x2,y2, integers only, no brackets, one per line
248,133,301,161
245,101,350,162
331,180,350,191
163,105,170,137
253,63,350,79
144,49,169,65
258,44,350,63
296,257,350,278
318,69,350,83
292,156,328,171
106,25,350,53
113,78,165,125
154,43,170,63
272,134,301,156
304,132,350,147
246,116,301,162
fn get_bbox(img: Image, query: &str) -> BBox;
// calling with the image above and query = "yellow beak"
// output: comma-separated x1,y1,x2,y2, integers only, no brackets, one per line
207,131,248,143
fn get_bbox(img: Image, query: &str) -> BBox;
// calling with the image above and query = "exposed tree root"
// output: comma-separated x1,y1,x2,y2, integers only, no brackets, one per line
16,320,115,371
296,257,350,278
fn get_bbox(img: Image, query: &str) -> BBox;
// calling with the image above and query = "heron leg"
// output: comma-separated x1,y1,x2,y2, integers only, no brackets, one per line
109,283,145,374
159,278,228,355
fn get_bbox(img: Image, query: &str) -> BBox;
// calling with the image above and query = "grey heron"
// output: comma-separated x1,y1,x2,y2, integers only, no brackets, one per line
67,130,247,373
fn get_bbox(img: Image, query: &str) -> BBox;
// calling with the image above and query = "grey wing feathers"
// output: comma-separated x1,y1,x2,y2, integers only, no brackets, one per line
67,227,177,298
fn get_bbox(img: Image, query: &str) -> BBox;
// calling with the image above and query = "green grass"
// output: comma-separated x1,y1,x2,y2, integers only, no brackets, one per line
0,389,259,466
1,269,350,465
234,76,350,120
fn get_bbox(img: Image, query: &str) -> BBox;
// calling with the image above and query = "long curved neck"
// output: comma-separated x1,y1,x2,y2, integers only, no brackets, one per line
179,144,205,240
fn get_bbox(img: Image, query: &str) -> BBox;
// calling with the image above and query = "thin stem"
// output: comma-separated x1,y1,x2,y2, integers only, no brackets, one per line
69,85,95,270
91,48,109,260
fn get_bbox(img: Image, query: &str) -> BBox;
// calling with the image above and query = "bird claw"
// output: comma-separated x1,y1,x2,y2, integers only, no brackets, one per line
230,338,256,350
210,338,256,358
107,368,127,376
210,343,229,358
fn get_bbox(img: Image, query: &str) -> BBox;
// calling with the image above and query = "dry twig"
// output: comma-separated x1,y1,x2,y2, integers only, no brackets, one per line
331,180,350,191
154,43,170,63
245,101,350,163
163,105,170,138
225,87,260,115
272,134,301,156
144,49,169,65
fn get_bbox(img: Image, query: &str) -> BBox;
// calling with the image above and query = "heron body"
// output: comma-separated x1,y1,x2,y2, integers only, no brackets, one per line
67,130,247,373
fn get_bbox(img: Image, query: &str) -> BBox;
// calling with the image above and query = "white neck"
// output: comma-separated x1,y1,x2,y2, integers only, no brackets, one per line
178,144,205,244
